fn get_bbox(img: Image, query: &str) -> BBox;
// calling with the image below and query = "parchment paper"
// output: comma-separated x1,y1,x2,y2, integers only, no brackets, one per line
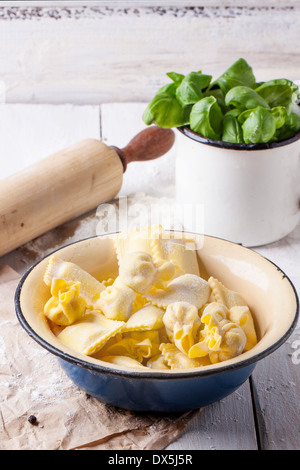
0,265,199,450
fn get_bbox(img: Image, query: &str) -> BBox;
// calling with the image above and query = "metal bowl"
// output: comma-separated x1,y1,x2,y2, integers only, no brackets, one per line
15,233,299,412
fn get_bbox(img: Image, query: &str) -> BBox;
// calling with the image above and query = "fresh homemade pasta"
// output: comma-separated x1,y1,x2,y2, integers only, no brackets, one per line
42,226,258,370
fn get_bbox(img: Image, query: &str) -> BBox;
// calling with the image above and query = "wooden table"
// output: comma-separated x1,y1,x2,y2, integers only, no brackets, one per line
0,102,299,450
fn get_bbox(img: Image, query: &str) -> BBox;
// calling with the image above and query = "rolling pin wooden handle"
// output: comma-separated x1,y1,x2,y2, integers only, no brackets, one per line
0,125,175,257
111,126,175,171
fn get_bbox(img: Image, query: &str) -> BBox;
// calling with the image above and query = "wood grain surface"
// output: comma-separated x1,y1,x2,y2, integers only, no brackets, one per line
0,1,299,105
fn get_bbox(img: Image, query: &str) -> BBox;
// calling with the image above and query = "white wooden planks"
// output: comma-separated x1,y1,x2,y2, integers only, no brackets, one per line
0,2,299,106
167,381,258,450
251,346,300,450
101,102,176,198
0,104,100,180
249,232,300,450
3,1,300,7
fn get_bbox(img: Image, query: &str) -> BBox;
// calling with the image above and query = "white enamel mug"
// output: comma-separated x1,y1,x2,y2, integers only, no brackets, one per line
175,124,300,247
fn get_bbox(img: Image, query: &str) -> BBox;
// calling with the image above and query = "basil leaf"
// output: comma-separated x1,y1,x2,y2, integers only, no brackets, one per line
176,72,212,105
225,108,242,118
211,58,256,95
222,114,243,143
156,82,178,95
254,81,265,89
166,72,185,84
273,113,300,141
142,92,190,128
288,112,300,133
225,86,270,110
242,107,276,143
204,88,228,113
142,105,155,125
271,106,288,129
255,79,299,107
237,108,254,125
190,96,223,140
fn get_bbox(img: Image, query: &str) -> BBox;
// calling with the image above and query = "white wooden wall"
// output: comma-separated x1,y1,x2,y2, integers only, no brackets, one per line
0,1,299,105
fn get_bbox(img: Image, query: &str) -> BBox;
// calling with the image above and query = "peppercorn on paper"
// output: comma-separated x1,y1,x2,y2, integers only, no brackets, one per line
0,265,198,450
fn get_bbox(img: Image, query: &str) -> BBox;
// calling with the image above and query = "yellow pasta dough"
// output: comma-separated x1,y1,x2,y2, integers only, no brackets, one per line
200,302,228,327
44,255,105,306
146,353,170,370
118,251,157,293
189,304,247,363
131,292,149,313
42,226,258,370
208,321,247,364
113,228,153,265
151,235,200,277
124,330,160,359
154,259,176,284
128,329,160,344
44,278,86,326
124,305,165,332
57,311,125,356
96,337,154,363
163,302,201,355
145,274,210,310
98,355,148,369
159,343,206,369
208,276,248,309
114,225,200,278
97,277,136,321
229,306,258,351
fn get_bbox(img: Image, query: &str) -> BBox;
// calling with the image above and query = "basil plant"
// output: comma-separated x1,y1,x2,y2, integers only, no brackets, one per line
143,58,300,144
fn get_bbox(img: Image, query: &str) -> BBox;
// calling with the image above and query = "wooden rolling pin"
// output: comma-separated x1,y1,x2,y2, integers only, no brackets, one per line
0,126,175,257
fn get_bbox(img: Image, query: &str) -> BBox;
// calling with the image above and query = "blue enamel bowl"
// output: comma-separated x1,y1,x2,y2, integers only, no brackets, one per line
15,233,299,412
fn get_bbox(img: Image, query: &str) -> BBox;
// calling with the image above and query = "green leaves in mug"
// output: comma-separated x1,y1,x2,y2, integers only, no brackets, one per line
225,86,270,110
203,88,227,113
273,113,300,141
222,114,243,143
190,96,223,140
271,106,288,129
175,72,212,105
211,58,256,95
142,58,300,144
142,82,190,128
255,79,299,108
166,72,185,84
241,107,276,144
